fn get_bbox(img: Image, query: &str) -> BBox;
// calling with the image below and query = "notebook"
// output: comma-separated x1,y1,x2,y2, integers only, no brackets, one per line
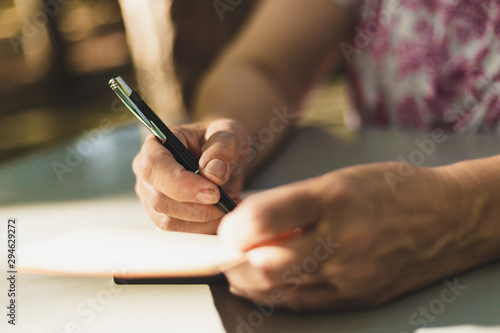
18,227,245,278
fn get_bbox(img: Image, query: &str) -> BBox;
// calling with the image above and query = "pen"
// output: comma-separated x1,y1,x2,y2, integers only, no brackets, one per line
109,76,237,214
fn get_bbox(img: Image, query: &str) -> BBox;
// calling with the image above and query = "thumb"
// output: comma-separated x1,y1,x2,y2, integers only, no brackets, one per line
198,119,249,186
218,180,322,251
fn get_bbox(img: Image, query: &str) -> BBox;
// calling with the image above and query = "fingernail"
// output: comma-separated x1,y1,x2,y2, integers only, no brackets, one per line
197,189,218,204
204,159,227,179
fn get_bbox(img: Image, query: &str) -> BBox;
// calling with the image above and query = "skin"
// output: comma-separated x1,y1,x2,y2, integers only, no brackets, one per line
132,0,500,310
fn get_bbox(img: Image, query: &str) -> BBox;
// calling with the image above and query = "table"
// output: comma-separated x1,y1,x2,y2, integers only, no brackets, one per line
1,125,499,333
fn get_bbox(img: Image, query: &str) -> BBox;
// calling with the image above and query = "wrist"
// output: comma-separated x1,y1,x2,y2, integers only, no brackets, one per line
437,162,497,264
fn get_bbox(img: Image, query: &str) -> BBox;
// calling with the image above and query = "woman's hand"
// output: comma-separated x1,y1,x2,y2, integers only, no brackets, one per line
219,162,480,311
132,119,249,234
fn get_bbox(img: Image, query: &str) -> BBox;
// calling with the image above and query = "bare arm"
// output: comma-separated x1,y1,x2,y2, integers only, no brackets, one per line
217,155,500,310
445,156,500,267
132,0,354,232
193,0,353,170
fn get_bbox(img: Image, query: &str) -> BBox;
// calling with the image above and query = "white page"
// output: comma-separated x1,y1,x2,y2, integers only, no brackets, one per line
18,226,245,278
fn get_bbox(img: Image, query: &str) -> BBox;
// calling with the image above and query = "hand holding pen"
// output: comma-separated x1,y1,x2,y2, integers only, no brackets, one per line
110,77,249,233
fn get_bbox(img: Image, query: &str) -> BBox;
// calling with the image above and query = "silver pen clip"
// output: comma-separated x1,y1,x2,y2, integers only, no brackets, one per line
108,76,167,143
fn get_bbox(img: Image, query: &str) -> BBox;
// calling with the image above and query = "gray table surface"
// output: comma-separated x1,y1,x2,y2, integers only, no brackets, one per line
1,124,499,332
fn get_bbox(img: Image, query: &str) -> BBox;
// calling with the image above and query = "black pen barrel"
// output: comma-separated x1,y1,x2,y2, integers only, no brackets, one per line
129,90,237,214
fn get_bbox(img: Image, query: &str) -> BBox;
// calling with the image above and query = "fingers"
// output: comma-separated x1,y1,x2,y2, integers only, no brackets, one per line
218,180,322,251
224,230,326,291
224,231,345,311
133,135,220,205
141,200,221,234
133,120,249,230
135,179,223,222
217,178,347,311
199,119,249,186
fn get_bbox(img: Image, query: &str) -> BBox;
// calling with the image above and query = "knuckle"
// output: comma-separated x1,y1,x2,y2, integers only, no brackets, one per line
139,152,158,185
131,153,142,175
167,169,188,202
205,131,238,153
336,178,356,199
241,198,271,232
225,134,240,157
156,216,169,231
221,133,239,154
133,136,156,175
323,174,359,206
150,190,164,213
349,265,380,287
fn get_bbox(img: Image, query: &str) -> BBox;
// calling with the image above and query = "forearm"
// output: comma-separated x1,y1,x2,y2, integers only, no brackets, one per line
445,155,500,265
192,59,298,173
191,0,352,173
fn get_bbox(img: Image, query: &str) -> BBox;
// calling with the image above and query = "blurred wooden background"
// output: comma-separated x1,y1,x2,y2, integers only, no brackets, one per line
0,0,133,161
0,0,347,164
0,0,263,162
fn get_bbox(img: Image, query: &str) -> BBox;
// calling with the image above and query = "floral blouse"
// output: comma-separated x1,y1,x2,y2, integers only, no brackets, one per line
331,0,500,134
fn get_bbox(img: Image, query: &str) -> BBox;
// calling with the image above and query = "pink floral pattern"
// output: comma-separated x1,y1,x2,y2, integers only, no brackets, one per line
332,0,500,133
